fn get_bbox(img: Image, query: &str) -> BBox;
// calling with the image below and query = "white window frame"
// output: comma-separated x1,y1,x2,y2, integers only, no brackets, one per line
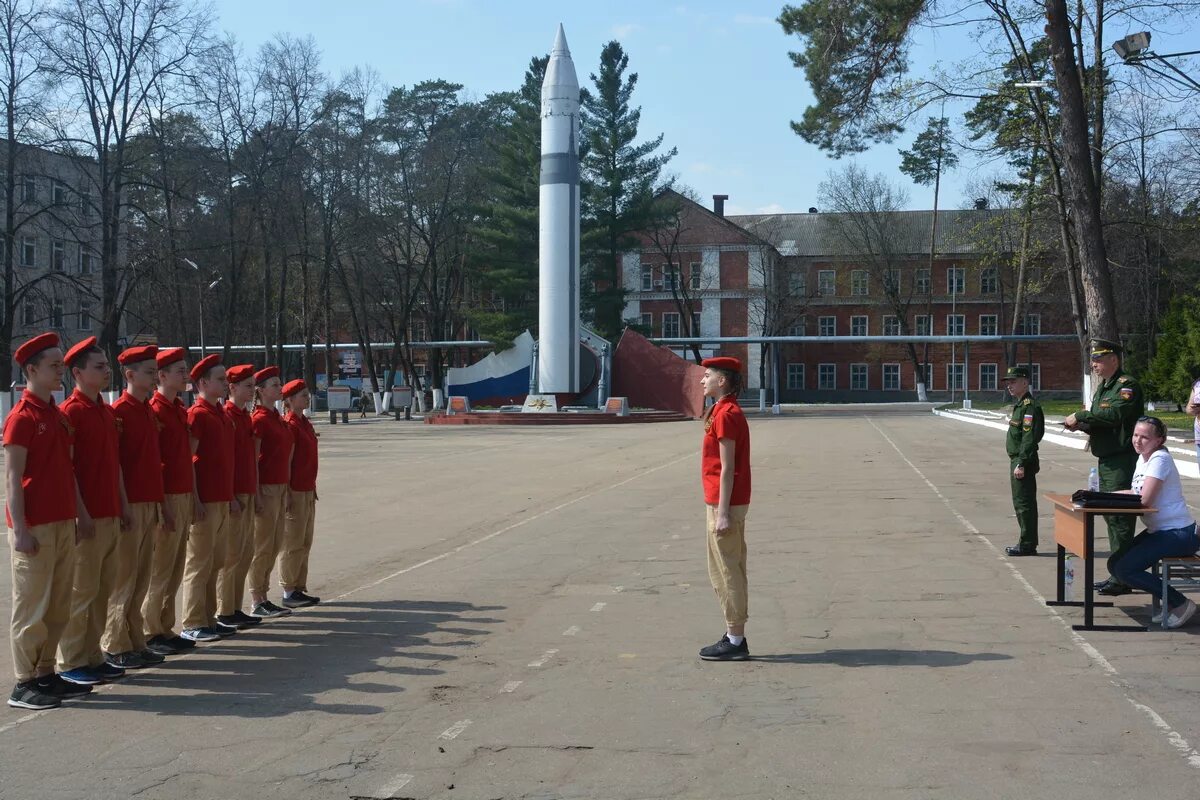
980,266,999,295
882,363,901,391
979,363,998,391
1022,314,1041,335
1029,363,1042,391
20,176,34,203
851,270,869,296
883,269,901,294
663,264,679,291
690,311,701,337
22,300,35,325
51,300,63,329
20,237,35,268
850,363,868,391
946,362,965,391
52,181,67,206
818,315,836,336
850,315,868,336
689,262,702,291
818,363,836,390
641,267,653,291
947,266,965,296
51,240,65,272
818,269,836,296
662,311,680,338
788,317,807,336
915,315,932,336
77,301,91,331
979,314,998,336
788,271,807,296
786,363,805,390
915,268,931,295
946,314,965,336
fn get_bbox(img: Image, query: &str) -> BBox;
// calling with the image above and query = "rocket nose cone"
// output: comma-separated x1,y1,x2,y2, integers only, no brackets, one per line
543,23,579,94
552,23,571,58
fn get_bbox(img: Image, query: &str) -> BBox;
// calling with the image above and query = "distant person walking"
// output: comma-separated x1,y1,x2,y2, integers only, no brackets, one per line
1002,367,1044,557
697,356,752,662
1063,338,1144,596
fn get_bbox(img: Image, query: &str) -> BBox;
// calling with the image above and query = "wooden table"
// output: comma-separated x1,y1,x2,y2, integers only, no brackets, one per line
1044,493,1152,632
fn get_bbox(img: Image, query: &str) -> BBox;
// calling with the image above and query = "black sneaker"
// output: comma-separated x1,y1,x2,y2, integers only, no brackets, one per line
211,621,239,637
218,612,261,630
699,636,750,662
1098,581,1135,597
298,591,321,606
8,680,60,710
138,648,166,665
252,600,292,618
1005,544,1037,556
106,651,147,670
37,674,93,698
180,628,220,643
145,635,181,657
166,634,196,650
281,592,317,609
94,662,126,681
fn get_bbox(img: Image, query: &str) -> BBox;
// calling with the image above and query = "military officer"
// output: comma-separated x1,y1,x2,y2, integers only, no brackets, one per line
1002,367,1044,556
1063,338,1145,595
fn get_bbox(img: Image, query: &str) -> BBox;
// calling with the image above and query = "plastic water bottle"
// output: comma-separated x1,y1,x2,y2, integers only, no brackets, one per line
1064,556,1077,601
1088,467,1100,492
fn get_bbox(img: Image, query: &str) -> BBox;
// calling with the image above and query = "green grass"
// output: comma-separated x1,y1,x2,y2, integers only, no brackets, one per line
964,399,1196,433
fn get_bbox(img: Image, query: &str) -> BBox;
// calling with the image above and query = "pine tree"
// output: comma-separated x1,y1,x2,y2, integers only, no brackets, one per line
580,41,676,341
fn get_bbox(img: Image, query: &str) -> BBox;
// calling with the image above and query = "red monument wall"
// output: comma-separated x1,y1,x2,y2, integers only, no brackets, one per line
612,328,706,418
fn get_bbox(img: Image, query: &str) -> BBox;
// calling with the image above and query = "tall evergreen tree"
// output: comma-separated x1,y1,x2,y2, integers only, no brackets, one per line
581,40,676,341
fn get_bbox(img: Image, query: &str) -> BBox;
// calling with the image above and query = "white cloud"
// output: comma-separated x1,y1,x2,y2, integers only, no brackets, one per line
611,23,640,37
689,162,715,174
755,203,788,214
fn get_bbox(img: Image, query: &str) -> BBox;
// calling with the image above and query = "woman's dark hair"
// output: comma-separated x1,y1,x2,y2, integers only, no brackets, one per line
710,367,742,398
1138,415,1166,438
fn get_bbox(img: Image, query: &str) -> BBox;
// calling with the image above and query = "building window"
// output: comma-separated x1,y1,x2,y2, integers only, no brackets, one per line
22,300,35,325
411,320,426,342
947,266,965,295
20,237,35,267
639,312,653,333
947,363,965,391
882,363,901,391
979,314,998,336
51,240,65,272
662,312,680,338
51,300,63,329
979,363,998,390
788,317,806,336
1029,363,1041,391
946,314,965,336
917,363,933,390
850,315,868,336
786,363,805,390
883,269,901,294
818,363,836,390
850,363,868,390
79,249,94,274
690,262,702,291
915,315,932,336
915,268,930,294
20,176,34,203
851,270,869,296
883,315,901,336
52,182,67,206
1022,314,1041,335
77,301,91,331
663,265,678,291
818,269,835,296
641,267,652,291
690,311,701,337
980,266,999,295
79,189,91,215
818,316,836,336
788,271,807,296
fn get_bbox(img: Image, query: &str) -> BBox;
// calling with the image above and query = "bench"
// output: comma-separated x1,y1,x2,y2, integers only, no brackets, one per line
1152,556,1200,629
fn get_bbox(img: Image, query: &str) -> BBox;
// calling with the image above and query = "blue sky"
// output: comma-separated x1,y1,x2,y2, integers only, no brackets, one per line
211,0,1196,215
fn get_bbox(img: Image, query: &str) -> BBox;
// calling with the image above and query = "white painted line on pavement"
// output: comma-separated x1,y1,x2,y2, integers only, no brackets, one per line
869,417,1200,771
501,680,522,693
563,625,580,636
332,451,695,602
438,720,472,740
0,711,42,736
373,773,414,797
527,649,558,667
590,602,606,612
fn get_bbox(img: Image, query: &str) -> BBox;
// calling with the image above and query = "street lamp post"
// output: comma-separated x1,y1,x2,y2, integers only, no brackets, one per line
182,258,223,356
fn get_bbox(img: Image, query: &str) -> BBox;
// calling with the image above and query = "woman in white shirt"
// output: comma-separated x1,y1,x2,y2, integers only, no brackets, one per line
1109,416,1200,629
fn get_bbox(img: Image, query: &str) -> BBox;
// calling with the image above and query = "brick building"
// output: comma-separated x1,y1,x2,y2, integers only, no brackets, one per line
622,192,1080,402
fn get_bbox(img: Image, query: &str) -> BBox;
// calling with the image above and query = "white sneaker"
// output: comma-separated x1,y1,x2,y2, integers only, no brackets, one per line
1167,599,1197,629
1152,607,1165,624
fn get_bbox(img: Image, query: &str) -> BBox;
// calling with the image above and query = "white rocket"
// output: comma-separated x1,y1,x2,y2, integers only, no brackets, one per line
537,24,581,394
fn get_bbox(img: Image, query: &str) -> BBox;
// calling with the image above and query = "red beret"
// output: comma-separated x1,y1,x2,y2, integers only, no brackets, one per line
189,353,222,382
119,345,158,365
226,363,255,384
156,347,186,369
254,366,280,384
281,379,307,399
14,332,60,366
64,336,99,368
702,356,742,373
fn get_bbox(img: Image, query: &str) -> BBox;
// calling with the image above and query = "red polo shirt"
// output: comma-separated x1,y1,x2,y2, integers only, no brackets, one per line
189,396,235,503
113,390,165,504
226,400,257,496
3,391,77,526
701,396,751,506
150,391,193,495
61,389,121,519
286,411,318,492
252,406,292,486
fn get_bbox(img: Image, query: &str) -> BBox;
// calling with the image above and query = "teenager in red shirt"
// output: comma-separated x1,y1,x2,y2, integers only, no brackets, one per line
279,380,320,608
5,333,92,709
697,357,752,662
216,364,262,630
181,354,237,642
58,337,140,685
248,367,292,618
143,348,197,653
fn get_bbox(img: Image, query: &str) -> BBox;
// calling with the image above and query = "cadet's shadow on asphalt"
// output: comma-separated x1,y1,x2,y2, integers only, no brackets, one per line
80,600,506,718
752,649,1013,667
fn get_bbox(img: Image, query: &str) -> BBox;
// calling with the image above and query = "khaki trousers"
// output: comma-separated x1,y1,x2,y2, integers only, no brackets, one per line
249,484,287,598
280,490,315,592
182,501,229,630
142,493,192,639
10,521,75,682
706,504,749,627
58,517,121,671
102,504,157,655
217,493,254,616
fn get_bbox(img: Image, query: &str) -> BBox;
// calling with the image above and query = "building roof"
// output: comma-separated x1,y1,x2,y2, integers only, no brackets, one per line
727,209,1010,258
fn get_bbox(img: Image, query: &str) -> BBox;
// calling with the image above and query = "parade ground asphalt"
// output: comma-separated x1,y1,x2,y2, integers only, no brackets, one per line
3,407,1200,799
